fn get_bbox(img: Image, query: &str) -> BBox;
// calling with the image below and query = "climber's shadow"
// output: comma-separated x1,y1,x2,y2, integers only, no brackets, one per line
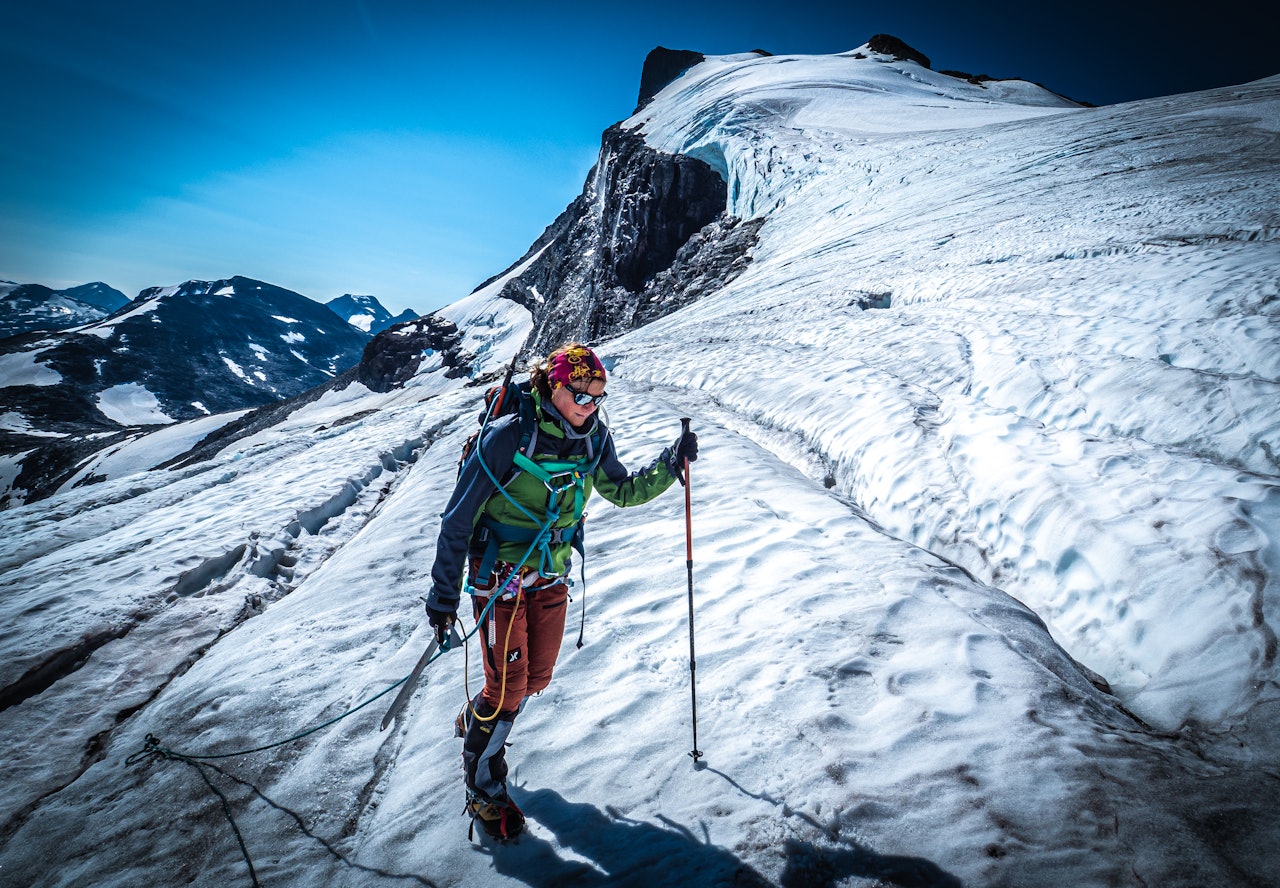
482,786,770,886
776,836,963,888
486,786,961,888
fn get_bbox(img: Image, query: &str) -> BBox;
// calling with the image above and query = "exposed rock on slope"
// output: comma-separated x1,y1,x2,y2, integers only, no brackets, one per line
452,123,759,361
357,315,473,393
866,34,932,68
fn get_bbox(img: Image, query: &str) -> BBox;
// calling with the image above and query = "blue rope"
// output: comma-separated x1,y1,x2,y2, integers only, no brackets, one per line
123,623,473,886
124,390,567,883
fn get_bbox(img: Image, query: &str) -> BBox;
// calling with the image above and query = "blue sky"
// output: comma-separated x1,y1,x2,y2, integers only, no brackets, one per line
2,1,1274,316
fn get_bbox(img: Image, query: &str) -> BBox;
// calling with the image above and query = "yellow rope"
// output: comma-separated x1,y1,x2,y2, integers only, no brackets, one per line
464,582,523,724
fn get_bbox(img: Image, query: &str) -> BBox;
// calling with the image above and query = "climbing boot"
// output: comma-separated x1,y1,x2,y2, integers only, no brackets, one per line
465,791,525,841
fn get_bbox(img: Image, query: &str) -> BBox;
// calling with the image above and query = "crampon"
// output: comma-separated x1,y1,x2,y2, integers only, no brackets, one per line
465,791,525,842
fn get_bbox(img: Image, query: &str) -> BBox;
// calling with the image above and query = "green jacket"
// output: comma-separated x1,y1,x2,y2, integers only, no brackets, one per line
427,389,679,612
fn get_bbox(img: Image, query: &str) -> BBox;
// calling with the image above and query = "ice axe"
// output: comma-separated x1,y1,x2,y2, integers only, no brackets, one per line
380,624,463,731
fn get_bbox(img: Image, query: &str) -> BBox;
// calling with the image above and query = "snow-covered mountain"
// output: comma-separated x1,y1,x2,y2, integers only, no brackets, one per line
2,38,1278,887
326,293,419,334
0,276,370,506
60,282,130,313
0,280,128,338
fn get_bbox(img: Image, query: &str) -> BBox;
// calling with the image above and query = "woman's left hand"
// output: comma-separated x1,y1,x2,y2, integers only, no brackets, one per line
672,428,698,464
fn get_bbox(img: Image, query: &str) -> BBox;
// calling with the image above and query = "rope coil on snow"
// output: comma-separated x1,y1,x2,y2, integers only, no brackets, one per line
124,649,448,885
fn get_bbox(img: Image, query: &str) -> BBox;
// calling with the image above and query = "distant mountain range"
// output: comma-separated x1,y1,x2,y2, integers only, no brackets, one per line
1,280,417,340
326,294,418,334
0,281,129,338
0,276,383,499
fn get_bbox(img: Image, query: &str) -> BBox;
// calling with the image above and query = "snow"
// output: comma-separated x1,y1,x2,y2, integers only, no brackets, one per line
282,331,306,344
95,382,176,426
0,451,32,507
0,350,62,387
58,411,251,490
348,313,374,333
629,50,1082,221
433,245,543,375
1,51,1278,887
79,288,166,338
0,411,66,437
222,355,252,382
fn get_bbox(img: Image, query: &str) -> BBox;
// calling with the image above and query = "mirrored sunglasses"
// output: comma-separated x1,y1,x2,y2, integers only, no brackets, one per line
567,388,607,407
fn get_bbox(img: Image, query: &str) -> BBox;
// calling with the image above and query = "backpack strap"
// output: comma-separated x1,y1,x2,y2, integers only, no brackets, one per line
468,384,607,584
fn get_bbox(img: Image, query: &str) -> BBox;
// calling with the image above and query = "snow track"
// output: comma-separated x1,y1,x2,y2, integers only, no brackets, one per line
0,402,456,847
0,381,1277,886
614,73,1280,733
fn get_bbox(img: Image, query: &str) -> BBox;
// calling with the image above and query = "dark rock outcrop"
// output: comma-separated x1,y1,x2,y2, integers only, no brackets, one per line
867,34,932,69
636,47,706,111
355,47,767,391
631,215,765,328
490,123,747,357
357,314,473,393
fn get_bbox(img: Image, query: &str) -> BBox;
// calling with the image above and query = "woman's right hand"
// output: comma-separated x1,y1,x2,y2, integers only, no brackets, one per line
427,606,457,645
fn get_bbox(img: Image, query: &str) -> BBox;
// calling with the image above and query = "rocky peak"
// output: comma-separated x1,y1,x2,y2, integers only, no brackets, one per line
493,122,738,357
866,34,932,69
635,47,707,111
357,46,765,389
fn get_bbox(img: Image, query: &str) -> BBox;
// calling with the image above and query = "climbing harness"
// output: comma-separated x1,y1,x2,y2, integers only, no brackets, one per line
451,372,611,743
467,383,604,587
466,375,605,652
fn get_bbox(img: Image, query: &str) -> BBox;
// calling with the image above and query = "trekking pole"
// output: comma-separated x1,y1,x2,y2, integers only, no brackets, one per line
680,417,704,764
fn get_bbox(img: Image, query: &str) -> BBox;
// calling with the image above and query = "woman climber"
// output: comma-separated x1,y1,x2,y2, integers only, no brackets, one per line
425,342,698,841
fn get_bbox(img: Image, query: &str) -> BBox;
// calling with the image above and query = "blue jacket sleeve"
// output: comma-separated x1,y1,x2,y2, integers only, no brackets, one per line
426,416,521,615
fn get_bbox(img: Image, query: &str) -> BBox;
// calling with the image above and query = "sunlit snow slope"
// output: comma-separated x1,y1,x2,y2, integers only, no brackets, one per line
624,51,1280,731
1,46,1277,888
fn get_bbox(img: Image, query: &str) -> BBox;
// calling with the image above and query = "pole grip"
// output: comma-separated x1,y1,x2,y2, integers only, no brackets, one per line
680,418,692,559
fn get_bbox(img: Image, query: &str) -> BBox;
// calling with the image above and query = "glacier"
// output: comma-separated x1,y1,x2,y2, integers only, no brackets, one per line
1,44,1277,887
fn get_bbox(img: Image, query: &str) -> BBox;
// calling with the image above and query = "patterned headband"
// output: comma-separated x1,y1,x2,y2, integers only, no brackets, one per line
548,346,606,388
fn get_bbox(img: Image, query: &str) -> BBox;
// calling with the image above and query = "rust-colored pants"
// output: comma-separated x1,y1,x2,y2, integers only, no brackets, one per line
471,577,570,717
